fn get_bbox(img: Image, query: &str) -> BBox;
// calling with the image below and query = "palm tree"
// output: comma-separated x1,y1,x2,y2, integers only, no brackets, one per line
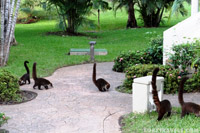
137,0,174,27
113,0,138,28
170,0,190,17
47,0,93,34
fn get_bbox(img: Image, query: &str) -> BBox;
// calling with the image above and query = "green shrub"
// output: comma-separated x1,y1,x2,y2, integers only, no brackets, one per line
0,70,22,102
0,113,9,127
169,42,200,71
122,64,198,94
145,37,163,64
113,37,163,72
185,68,200,92
169,43,195,70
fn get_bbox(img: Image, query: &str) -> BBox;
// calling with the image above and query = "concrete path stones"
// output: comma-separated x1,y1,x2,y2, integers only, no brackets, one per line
1,62,200,133
1,62,132,133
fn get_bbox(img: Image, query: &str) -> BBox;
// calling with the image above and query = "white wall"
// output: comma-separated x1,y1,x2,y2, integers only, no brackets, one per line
163,12,200,65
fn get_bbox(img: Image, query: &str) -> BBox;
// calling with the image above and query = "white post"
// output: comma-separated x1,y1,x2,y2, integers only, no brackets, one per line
191,0,199,16
132,76,164,113
89,41,96,62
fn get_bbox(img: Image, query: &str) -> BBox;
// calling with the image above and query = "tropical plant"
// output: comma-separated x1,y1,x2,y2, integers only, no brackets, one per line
0,0,21,66
47,0,93,34
113,0,186,28
169,42,200,71
137,0,175,27
170,0,189,17
112,0,137,28
121,64,199,94
0,69,22,103
191,40,200,69
113,36,163,72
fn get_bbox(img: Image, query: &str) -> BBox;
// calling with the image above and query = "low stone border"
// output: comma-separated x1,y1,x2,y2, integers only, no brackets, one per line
0,90,37,105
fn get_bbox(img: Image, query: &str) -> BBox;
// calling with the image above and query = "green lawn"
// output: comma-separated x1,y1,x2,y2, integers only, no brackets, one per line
122,108,200,133
3,6,190,78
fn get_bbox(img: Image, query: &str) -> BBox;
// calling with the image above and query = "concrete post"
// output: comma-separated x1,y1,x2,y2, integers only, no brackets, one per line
90,41,96,62
132,76,164,113
191,0,199,16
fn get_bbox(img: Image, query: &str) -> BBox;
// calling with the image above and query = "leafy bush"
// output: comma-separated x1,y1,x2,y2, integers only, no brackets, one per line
0,113,9,127
113,37,163,72
145,37,163,64
169,43,196,70
185,69,200,92
168,42,200,71
0,70,22,102
122,64,199,94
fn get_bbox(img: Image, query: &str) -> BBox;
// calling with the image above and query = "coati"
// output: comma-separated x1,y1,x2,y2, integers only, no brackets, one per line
151,68,172,121
92,63,110,92
18,61,30,86
32,62,53,90
179,77,200,118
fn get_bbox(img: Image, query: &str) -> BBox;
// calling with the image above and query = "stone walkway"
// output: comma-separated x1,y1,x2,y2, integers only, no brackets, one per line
1,62,132,133
1,62,200,133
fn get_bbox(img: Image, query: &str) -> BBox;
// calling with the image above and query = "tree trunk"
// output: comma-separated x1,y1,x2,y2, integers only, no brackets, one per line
0,0,21,66
11,35,17,46
98,9,100,29
4,0,21,65
126,1,137,29
67,10,75,34
1,0,5,65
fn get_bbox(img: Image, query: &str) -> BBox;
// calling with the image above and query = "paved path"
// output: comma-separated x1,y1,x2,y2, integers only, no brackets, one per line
1,62,200,133
1,62,132,133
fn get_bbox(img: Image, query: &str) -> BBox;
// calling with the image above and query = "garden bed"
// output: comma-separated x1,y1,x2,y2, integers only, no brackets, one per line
0,90,37,105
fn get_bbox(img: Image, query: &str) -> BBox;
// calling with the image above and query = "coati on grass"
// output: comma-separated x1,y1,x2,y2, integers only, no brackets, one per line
92,63,110,92
18,61,30,86
179,77,200,118
32,62,53,90
151,68,172,121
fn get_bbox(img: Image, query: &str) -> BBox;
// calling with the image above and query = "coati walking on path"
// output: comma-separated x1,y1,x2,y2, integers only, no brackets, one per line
179,77,200,118
151,68,172,121
92,63,110,92
18,61,30,86
32,62,53,90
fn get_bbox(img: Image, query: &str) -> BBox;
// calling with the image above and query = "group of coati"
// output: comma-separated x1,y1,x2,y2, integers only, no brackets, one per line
18,61,53,90
152,67,200,121
19,61,110,92
19,61,199,120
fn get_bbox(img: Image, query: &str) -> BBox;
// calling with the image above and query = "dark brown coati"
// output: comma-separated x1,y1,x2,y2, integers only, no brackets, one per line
151,68,172,121
32,62,53,90
179,77,200,118
92,63,110,92
18,61,30,86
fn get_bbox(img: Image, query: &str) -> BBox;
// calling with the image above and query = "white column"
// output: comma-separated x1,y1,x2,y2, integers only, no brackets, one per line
191,0,199,16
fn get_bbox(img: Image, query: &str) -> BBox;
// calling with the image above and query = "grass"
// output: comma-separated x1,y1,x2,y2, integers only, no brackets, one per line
122,108,200,133
2,4,190,78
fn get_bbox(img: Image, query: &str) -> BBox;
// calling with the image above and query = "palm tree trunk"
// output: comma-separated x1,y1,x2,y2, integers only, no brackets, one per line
0,0,21,66
4,0,21,65
67,10,75,34
126,1,137,28
1,0,5,65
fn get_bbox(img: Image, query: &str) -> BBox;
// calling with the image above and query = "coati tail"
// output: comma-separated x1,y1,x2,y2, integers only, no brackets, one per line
32,62,37,80
179,77,189,106
24,61,30,74
151,68,161,110
93,63,97,84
